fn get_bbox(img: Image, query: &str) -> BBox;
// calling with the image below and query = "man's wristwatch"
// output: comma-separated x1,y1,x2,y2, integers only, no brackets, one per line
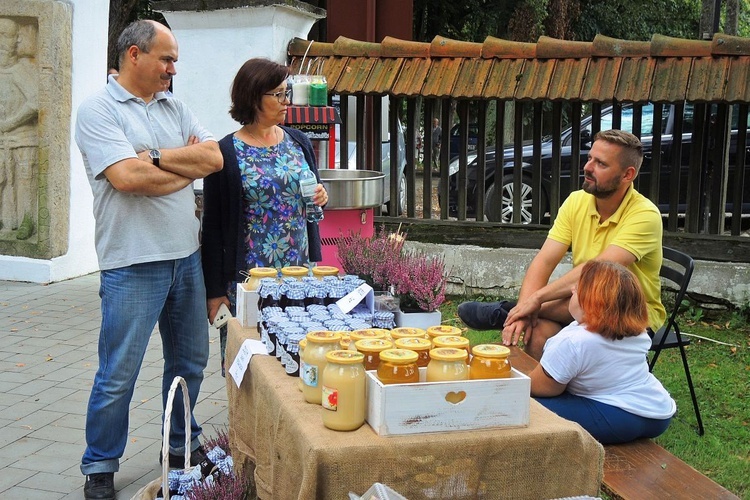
148,149,161,168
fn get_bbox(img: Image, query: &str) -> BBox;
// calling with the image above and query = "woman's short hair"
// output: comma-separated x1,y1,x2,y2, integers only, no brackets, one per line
576,260,649,340
229,58,289,125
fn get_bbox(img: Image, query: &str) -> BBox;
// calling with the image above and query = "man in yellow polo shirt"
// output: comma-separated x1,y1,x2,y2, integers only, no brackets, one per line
458,129,666,360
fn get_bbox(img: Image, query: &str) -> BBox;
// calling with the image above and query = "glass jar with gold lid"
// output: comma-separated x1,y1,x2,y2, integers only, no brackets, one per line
427,347,469,382
244,267,278,291
377,348,420,385
337,332,351,350
301,331,342,404
321,350,366,431
394,337,431,367
470,344,512,379
390,327,427,341
426,325,464,344
432,335,472,362
311,265,340,279
349,329,387,347
280,266,309,280
354,338,393,370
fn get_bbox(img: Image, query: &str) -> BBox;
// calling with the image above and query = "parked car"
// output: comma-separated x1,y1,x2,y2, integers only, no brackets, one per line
446,103,750,223
448,122,479,160
334,120,407,215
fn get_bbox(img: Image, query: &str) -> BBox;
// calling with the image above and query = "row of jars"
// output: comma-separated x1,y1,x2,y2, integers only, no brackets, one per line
299,330,512,431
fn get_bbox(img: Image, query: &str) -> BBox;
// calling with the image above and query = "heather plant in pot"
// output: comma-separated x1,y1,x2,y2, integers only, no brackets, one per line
336,227,446,313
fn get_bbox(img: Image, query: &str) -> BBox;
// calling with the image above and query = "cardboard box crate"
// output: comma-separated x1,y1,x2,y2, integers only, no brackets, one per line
366,367,530,436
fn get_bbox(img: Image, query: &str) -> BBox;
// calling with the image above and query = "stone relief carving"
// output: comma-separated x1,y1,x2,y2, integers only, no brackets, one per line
0,16,38,241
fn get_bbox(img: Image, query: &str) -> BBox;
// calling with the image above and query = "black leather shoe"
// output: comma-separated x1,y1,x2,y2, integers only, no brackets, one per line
160,445,207,469
84,472,115,500
457,300,513,330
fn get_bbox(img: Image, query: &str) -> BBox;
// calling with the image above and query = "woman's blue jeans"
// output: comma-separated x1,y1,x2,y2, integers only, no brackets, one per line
80,251,209,475
535,392,672,444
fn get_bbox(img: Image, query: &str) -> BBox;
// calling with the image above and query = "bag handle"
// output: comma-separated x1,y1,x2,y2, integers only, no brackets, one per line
160,376,192,500
299,40,314,75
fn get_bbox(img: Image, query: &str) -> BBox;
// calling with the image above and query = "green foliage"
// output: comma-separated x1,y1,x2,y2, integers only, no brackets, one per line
441,295,750,498
574,0,701,40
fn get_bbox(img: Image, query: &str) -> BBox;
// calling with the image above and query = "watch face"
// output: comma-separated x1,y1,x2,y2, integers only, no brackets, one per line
149,149,161,166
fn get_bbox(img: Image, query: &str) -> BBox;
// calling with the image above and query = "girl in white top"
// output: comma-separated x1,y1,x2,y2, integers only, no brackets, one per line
529,260,676,444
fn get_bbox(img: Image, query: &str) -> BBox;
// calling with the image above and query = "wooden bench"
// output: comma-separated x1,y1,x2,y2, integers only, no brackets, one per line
508,346,739,499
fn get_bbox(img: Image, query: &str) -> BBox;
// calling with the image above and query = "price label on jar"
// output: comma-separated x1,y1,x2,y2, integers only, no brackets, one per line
336,283,373,314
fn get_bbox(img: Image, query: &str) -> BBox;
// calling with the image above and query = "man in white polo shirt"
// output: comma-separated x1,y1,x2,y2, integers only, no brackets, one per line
75,20,222,500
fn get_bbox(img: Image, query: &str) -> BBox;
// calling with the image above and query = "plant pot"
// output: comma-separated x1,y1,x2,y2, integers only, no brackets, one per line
394,310,442,329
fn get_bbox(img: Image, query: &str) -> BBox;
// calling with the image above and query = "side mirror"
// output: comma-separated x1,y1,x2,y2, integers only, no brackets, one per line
580,129,592,149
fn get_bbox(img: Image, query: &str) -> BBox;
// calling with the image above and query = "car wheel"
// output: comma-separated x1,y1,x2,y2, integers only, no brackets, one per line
485,174,541,224
386,173,407,216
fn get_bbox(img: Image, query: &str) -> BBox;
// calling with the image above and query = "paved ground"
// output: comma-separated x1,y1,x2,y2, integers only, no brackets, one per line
0,273,228,499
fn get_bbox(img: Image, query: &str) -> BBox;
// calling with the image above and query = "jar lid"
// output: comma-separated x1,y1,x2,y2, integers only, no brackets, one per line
326,350,365,364
280,266,309,277
249,267,278,277
350,329,387,341
426,325,464,338
379,348,419,364
312,265,340,277
299,338,308,349
429,347,468,361
432,335,470,348
355,339,393,352
306,331,343,343
390,327,427,339
472,344,511,358
394,337,432,350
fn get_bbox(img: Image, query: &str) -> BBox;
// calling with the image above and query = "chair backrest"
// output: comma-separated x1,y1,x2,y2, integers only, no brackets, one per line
659,246,695,331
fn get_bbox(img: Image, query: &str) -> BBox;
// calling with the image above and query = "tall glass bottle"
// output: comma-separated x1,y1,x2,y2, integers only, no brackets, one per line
299,166,324,223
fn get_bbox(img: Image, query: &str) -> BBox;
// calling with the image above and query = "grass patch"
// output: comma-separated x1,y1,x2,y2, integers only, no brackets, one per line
439,296,750,498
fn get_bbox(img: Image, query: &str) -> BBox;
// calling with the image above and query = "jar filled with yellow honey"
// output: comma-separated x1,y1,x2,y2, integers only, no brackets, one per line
297,337,308,392
280,266,309,280
354,338,393,370
321,350,366,431
427,347,469,382
301,331,342,404
244,267,278,291
390,327,427,341
349,329,387,347
394,337,431,367
432,335,472,362
470,344,512,379
311,265,340,279
377,349,420,385
426,325,464,344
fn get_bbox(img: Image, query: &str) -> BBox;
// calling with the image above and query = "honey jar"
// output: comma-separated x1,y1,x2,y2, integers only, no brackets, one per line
354,339,393,370
338,332,351,350
301,331,342,404
312,265,340,279
280,266,309,280
426,325,464,344
427,347,469,382
390,327,427,341
244,267,278,291
321,350,366,431
349,329,388,347
394,337,432,367
377,349,420,385
470,344,512,379
432,335,472,362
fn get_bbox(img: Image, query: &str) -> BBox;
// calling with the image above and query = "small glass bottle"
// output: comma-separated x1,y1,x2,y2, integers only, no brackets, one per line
394,337,432,367
427,347,469,382
432,335,472,362
470,344,512,379
299,165,324,223
301,331,342,404
321,350,366,431
354,338,393,370
377,348,420,385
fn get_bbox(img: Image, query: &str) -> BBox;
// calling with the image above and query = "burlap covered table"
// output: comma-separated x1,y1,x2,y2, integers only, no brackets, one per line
226,319,604,499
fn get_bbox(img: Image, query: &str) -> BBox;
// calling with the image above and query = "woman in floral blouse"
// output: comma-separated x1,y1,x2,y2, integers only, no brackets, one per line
201,58,328,373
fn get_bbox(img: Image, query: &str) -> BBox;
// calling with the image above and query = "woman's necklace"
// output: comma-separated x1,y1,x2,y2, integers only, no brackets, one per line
246,126,279,150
